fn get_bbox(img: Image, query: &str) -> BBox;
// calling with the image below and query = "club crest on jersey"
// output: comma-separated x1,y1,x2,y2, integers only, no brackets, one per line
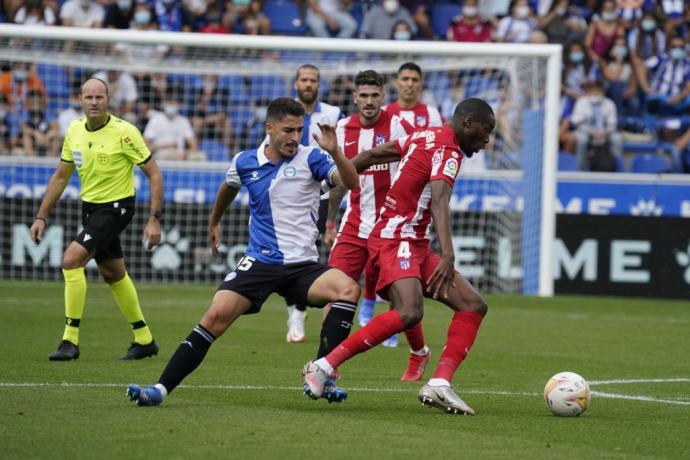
250,171,259,180
443,158,459,179
375,134,387,146
97,154,108,165
73,151,83,167
400,258,410,270
283,166,296,177
224,272,237,281
416,115,427,127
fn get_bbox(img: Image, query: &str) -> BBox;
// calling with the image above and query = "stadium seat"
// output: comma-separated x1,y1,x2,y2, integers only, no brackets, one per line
630,153,669,174
248,75,287,102
218,75,249,103
558,151,579,171
425,72,451,105
431,4,462,38
263,0,306,36
36,64,70,98
200,140,232,162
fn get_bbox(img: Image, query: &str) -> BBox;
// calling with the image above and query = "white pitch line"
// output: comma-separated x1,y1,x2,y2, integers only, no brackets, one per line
1,381,689,407
590,378,690,385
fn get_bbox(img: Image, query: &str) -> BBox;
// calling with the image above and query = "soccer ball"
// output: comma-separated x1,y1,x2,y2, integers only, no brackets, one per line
544,371,591,417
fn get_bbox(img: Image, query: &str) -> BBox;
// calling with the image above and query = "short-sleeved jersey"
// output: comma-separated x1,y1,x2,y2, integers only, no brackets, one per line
301,101,344,147
336,110,413,239
384,101,443,129
60,114,151,203
225,143,337,265
372,125,463,241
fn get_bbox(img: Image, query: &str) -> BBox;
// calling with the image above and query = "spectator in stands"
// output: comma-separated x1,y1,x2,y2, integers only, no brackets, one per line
242,97,269,151
658,0,686,36
60,0,105,27
223,0,270,35
181,0,208,32
601,35,638,115
628,11,666,84
0,62,46,113
537,0,587,46
584,1,623,64
103,0,134,28
326,74,355,116
638,34,690,114
52,90,82,146
134,72,166,131
199,4,229,34
361,0,417,40
495,0,538,43
129,0,159,30
21,89,58,157
189,74,232,150
562,41,599,104
390,20,414,40
153,0,187,32
447,0,493,43
13,0,56,25
400,1,432,39
570,80,623,171
0,94,14,154
616,0,647,28
144,91,204,161
306,0,357,39
93,69,138,120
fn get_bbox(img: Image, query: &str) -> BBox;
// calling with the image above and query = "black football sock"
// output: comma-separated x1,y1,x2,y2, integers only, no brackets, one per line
158,324,215,394
316,300,356,359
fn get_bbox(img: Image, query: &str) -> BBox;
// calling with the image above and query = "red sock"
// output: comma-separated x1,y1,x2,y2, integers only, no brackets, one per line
403,321,426,352
431,311,484,383
325,309,405,369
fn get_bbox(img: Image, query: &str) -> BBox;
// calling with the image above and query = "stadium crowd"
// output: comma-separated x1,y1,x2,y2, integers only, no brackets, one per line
1,0,690,172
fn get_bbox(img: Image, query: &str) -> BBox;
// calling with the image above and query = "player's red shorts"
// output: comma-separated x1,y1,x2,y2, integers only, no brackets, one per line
328,231,380,286
368,235,441,299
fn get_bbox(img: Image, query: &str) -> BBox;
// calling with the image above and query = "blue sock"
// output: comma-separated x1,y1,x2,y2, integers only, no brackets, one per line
360,297,375,311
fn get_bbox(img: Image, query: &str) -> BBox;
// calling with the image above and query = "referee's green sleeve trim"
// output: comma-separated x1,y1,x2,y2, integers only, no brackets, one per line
137,154,153,166
61,159,73,163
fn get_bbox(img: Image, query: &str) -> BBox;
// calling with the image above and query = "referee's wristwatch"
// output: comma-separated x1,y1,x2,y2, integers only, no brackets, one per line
150,210,162,221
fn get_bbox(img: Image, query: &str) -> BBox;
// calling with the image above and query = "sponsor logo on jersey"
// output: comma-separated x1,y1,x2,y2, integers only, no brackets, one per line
443,158,459,179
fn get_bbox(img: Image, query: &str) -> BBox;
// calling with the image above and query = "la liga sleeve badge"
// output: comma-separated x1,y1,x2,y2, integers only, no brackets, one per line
442,158,459,179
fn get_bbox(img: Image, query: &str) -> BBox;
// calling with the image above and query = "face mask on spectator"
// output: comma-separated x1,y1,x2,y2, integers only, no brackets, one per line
13,70,28,82
393,30,411,40
255,107,267,121
613,46,627,59
515,5,530,18
601,11,617,22
641,19,656,31
118,0,132,9
80,0,91,8
0,108,7,119
383,0,399,14
589,94,603,103
670,47,686,60
163,104,179,117
134,10,151,24
569,51,584,63
463,6,478,17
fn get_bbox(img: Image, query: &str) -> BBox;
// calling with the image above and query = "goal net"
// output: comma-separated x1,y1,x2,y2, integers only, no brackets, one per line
0,24,560,295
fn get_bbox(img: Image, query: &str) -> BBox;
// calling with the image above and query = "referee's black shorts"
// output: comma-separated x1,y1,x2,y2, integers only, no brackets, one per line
217,257,331,314
76,196,135,263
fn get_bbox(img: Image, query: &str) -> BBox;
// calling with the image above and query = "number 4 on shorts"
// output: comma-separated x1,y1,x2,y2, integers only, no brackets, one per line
397,241,411,258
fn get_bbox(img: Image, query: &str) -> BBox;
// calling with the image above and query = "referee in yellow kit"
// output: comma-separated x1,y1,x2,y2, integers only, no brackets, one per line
30,77,163,361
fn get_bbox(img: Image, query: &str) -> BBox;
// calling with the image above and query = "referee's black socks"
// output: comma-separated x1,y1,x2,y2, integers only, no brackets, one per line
316,300,357,359
158,324,216,394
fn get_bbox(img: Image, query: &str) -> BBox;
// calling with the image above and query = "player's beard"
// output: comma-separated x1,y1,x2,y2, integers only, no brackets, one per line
298,88,317,105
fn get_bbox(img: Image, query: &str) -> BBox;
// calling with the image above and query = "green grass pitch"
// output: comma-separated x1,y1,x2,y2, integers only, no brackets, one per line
1,280,689,459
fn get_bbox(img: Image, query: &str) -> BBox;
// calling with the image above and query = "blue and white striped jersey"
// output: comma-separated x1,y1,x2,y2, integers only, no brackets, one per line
301,101,343,147
226,143,337,265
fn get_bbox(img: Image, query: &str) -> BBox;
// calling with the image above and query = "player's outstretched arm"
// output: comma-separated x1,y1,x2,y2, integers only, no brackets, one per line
208,182,240,257
315,123,358,190
325,185,347,248
352,141,401,172
426,180,456,299
139,159,163,249
30,161,75,243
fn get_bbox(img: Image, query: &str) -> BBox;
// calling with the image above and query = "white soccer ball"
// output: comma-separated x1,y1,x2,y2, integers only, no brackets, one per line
544,371,591,417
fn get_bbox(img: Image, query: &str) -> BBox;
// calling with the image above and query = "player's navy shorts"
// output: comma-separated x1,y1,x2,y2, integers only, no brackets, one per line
77,196,135,263
217,257,331,314
368,235,444,299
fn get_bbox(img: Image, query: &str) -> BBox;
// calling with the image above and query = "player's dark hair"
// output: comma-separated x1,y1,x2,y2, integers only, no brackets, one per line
266,97,305,121
354,69,385,88
295,63,320,80
80,77,109,97
453,97,495,124
397,62,422,77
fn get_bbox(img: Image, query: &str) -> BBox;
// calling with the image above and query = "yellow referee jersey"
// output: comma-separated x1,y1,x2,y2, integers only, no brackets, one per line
60,114,151,203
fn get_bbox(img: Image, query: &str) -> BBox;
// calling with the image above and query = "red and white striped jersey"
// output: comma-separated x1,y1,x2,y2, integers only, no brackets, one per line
384,101,443,129
336,110,414,239
372,125,464,241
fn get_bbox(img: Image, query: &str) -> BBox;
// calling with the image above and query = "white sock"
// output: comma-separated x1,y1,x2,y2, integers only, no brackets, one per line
154,383,168,398
314,358,334,375
287,305,295,318
411,345,429,356
291,309,305,321
428,378,450,387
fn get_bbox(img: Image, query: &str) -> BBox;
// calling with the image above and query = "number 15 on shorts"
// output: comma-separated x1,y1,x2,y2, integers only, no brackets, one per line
236,256,256,271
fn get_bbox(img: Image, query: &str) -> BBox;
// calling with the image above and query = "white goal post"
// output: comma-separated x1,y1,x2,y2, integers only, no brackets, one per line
0,24,560,296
